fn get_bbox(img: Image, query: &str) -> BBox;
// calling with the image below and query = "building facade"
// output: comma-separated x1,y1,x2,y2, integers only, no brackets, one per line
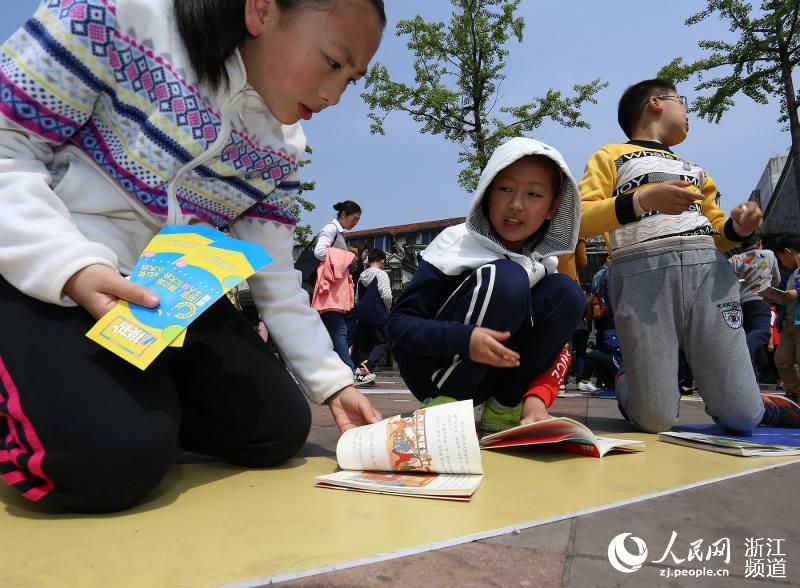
343,217,466,298
761,153,799,236
753,155,788,212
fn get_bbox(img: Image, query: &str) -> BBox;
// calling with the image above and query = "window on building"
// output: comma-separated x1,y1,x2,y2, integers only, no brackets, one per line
416,231,434,245
374,235,386,251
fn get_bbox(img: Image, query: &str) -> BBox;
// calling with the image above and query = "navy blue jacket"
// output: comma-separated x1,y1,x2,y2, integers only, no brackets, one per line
388,260,474,359
357,279,389,325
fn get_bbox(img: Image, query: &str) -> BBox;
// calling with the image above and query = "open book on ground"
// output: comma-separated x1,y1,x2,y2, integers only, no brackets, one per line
659,424,800,457
479,417,645,458
315,400,484,501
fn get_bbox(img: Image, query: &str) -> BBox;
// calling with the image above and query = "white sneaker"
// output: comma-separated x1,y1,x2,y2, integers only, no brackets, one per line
577,380,598,392
353,364,376,386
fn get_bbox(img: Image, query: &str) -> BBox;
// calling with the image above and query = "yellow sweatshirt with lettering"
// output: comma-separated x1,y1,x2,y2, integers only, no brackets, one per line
579,141,743,252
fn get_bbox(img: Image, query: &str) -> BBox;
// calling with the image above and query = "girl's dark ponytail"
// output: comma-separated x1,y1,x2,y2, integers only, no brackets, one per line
333,200,362,217
174,0,248,91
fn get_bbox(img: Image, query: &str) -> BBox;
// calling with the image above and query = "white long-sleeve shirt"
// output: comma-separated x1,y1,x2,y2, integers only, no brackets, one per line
313,219,348,261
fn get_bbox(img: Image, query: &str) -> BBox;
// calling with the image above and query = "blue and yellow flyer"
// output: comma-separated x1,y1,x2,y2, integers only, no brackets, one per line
86,226,271,370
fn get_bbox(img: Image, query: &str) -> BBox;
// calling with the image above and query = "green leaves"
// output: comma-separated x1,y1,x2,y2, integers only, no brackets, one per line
660,0,800,210
658,0,800,125
361,0,606,192
293,144,317,247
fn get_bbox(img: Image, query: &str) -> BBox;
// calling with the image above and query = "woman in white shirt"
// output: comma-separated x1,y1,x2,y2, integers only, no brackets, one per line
315,201,374,384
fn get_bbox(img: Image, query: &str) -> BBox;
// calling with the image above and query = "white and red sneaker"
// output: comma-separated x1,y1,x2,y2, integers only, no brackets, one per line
353,364,376,387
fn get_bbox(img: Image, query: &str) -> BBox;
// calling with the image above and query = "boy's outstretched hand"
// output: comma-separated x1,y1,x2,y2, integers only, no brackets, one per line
63,263,160,320
327,386,383,433
730,201,763,235
469,327,520,368
637,180,699,215
520,395,550,425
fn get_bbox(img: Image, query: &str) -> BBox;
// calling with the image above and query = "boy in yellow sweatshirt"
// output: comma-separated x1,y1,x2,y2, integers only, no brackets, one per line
579,78,799,433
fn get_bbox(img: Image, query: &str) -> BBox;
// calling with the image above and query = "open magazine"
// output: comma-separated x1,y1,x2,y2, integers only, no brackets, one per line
479,417,645,458
659,425,800,457
759,286,794,307
315,400,484,501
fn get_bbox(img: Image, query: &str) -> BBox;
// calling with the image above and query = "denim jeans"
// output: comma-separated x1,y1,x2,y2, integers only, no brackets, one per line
320,311,355,371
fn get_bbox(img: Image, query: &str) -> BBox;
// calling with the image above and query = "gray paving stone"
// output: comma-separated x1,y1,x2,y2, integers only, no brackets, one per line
299,426,339,458
481,519,574,554
279,541,565,588
571,463,800,559
566,554,797,588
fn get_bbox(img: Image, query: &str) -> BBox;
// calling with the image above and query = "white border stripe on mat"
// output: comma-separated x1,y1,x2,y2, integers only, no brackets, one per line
218,458,800,588
360,388,414,395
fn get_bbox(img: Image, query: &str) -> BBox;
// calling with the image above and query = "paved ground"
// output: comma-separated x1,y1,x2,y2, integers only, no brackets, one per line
285,375,800,588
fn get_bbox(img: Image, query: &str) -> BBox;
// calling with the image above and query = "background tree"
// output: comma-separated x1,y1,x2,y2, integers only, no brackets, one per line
361,0,607,192
292,145,316,247
659,0,800,205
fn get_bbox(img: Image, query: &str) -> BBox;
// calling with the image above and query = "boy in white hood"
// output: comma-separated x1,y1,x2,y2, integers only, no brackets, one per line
388,138,584,431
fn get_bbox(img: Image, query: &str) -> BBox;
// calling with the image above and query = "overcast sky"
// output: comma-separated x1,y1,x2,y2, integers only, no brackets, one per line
3,1,792,234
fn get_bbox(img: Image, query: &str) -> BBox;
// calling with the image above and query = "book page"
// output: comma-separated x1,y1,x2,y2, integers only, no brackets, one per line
591,436,646,456
672,424,800,448
315,470,483,495
336,400,483,474
480,416,595,446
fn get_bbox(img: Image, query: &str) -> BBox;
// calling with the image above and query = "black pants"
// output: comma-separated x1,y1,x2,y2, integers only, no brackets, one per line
571,329,589,380
396,261,584,406
0,278,311,513
742,299,772,365
353,323,389,367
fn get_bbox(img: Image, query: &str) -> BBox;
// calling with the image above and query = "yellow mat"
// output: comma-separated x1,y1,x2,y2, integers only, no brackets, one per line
1,433,798,588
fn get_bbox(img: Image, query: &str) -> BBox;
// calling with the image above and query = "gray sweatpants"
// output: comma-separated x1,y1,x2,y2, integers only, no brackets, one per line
610,236,764,433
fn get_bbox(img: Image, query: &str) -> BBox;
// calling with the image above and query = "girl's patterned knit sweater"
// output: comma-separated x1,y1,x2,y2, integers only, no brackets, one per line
0,0,354,403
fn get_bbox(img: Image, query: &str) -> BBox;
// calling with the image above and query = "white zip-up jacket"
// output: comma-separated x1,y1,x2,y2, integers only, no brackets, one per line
0,0,353,403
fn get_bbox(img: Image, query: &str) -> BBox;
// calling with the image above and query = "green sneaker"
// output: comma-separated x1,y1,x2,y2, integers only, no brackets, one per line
419,396,458,409
480,398,522,432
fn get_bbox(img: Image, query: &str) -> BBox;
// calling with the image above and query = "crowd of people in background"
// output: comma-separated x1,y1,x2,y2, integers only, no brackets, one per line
236,215,800,407
271,203,800,411
290,79,800,439
288,199,799,408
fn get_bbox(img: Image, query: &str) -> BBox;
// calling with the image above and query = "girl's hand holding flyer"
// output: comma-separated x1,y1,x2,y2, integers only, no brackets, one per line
86,226,271,370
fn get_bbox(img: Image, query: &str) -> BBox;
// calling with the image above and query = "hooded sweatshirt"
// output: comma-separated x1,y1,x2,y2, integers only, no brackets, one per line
388,137,581,359
357,266,393,324
0,0,353,403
